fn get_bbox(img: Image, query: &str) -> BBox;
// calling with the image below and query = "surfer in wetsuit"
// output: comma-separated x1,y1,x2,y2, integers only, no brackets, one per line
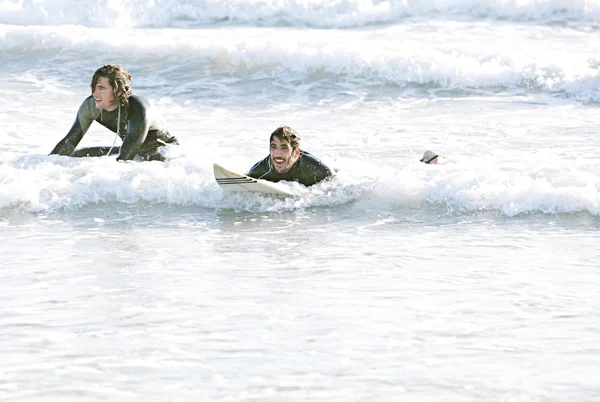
50,64,178,161
247,126,333,187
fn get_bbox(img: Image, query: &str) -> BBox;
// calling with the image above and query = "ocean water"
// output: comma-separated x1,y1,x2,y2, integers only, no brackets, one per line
1,0,600,400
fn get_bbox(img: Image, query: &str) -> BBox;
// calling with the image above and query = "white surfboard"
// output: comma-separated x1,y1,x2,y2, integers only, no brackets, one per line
213,163,297,197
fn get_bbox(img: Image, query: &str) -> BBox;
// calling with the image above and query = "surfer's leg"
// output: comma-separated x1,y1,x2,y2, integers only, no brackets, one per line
142,152,166,161
136,141,168,161
131,131,178,162
71,146,120,157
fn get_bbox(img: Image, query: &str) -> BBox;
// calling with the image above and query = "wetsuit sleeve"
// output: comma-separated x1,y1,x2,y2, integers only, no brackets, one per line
50,97,97,156
298,152,334,186
310,162,333,185
117,100,150,161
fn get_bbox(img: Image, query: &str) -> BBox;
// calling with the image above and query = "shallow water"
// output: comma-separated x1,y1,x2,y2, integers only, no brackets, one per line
1,0,600,400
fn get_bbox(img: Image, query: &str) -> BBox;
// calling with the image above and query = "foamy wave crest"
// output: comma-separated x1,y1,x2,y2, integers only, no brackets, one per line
0,155,370,214
1,24,599,103
1,153,599,217
373,163,600,217
1,0,599,28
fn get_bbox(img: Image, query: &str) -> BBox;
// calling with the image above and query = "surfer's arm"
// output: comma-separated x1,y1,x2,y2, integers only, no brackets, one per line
316,162,334,182
304,164,333,186
117,101,149,161
298,153,334,186
50,97,96,156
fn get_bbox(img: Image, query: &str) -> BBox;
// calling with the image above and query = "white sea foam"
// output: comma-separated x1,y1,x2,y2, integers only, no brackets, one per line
1,23,599,103
1,149,598,217
1,0,599,28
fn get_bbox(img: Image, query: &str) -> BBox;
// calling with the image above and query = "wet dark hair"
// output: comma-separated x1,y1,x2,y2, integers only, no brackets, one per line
269,126,301,151
90,64,132,108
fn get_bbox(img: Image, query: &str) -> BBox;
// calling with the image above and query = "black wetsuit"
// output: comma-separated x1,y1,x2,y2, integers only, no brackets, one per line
247,151,333,187
50,94,178,161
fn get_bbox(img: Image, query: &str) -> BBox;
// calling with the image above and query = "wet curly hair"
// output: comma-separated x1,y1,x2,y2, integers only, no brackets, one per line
269,126,302,151
90,64,132,108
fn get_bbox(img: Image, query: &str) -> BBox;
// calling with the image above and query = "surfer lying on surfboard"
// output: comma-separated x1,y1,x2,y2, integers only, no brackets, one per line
50,64,179,162
247,126,334,187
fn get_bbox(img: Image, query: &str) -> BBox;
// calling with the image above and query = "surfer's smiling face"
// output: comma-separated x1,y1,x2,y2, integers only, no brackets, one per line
270,136,300,174
92,76,119,111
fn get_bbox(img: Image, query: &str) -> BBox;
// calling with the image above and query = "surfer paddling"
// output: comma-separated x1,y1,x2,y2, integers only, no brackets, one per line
50,64,178,161
248,126,334,187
